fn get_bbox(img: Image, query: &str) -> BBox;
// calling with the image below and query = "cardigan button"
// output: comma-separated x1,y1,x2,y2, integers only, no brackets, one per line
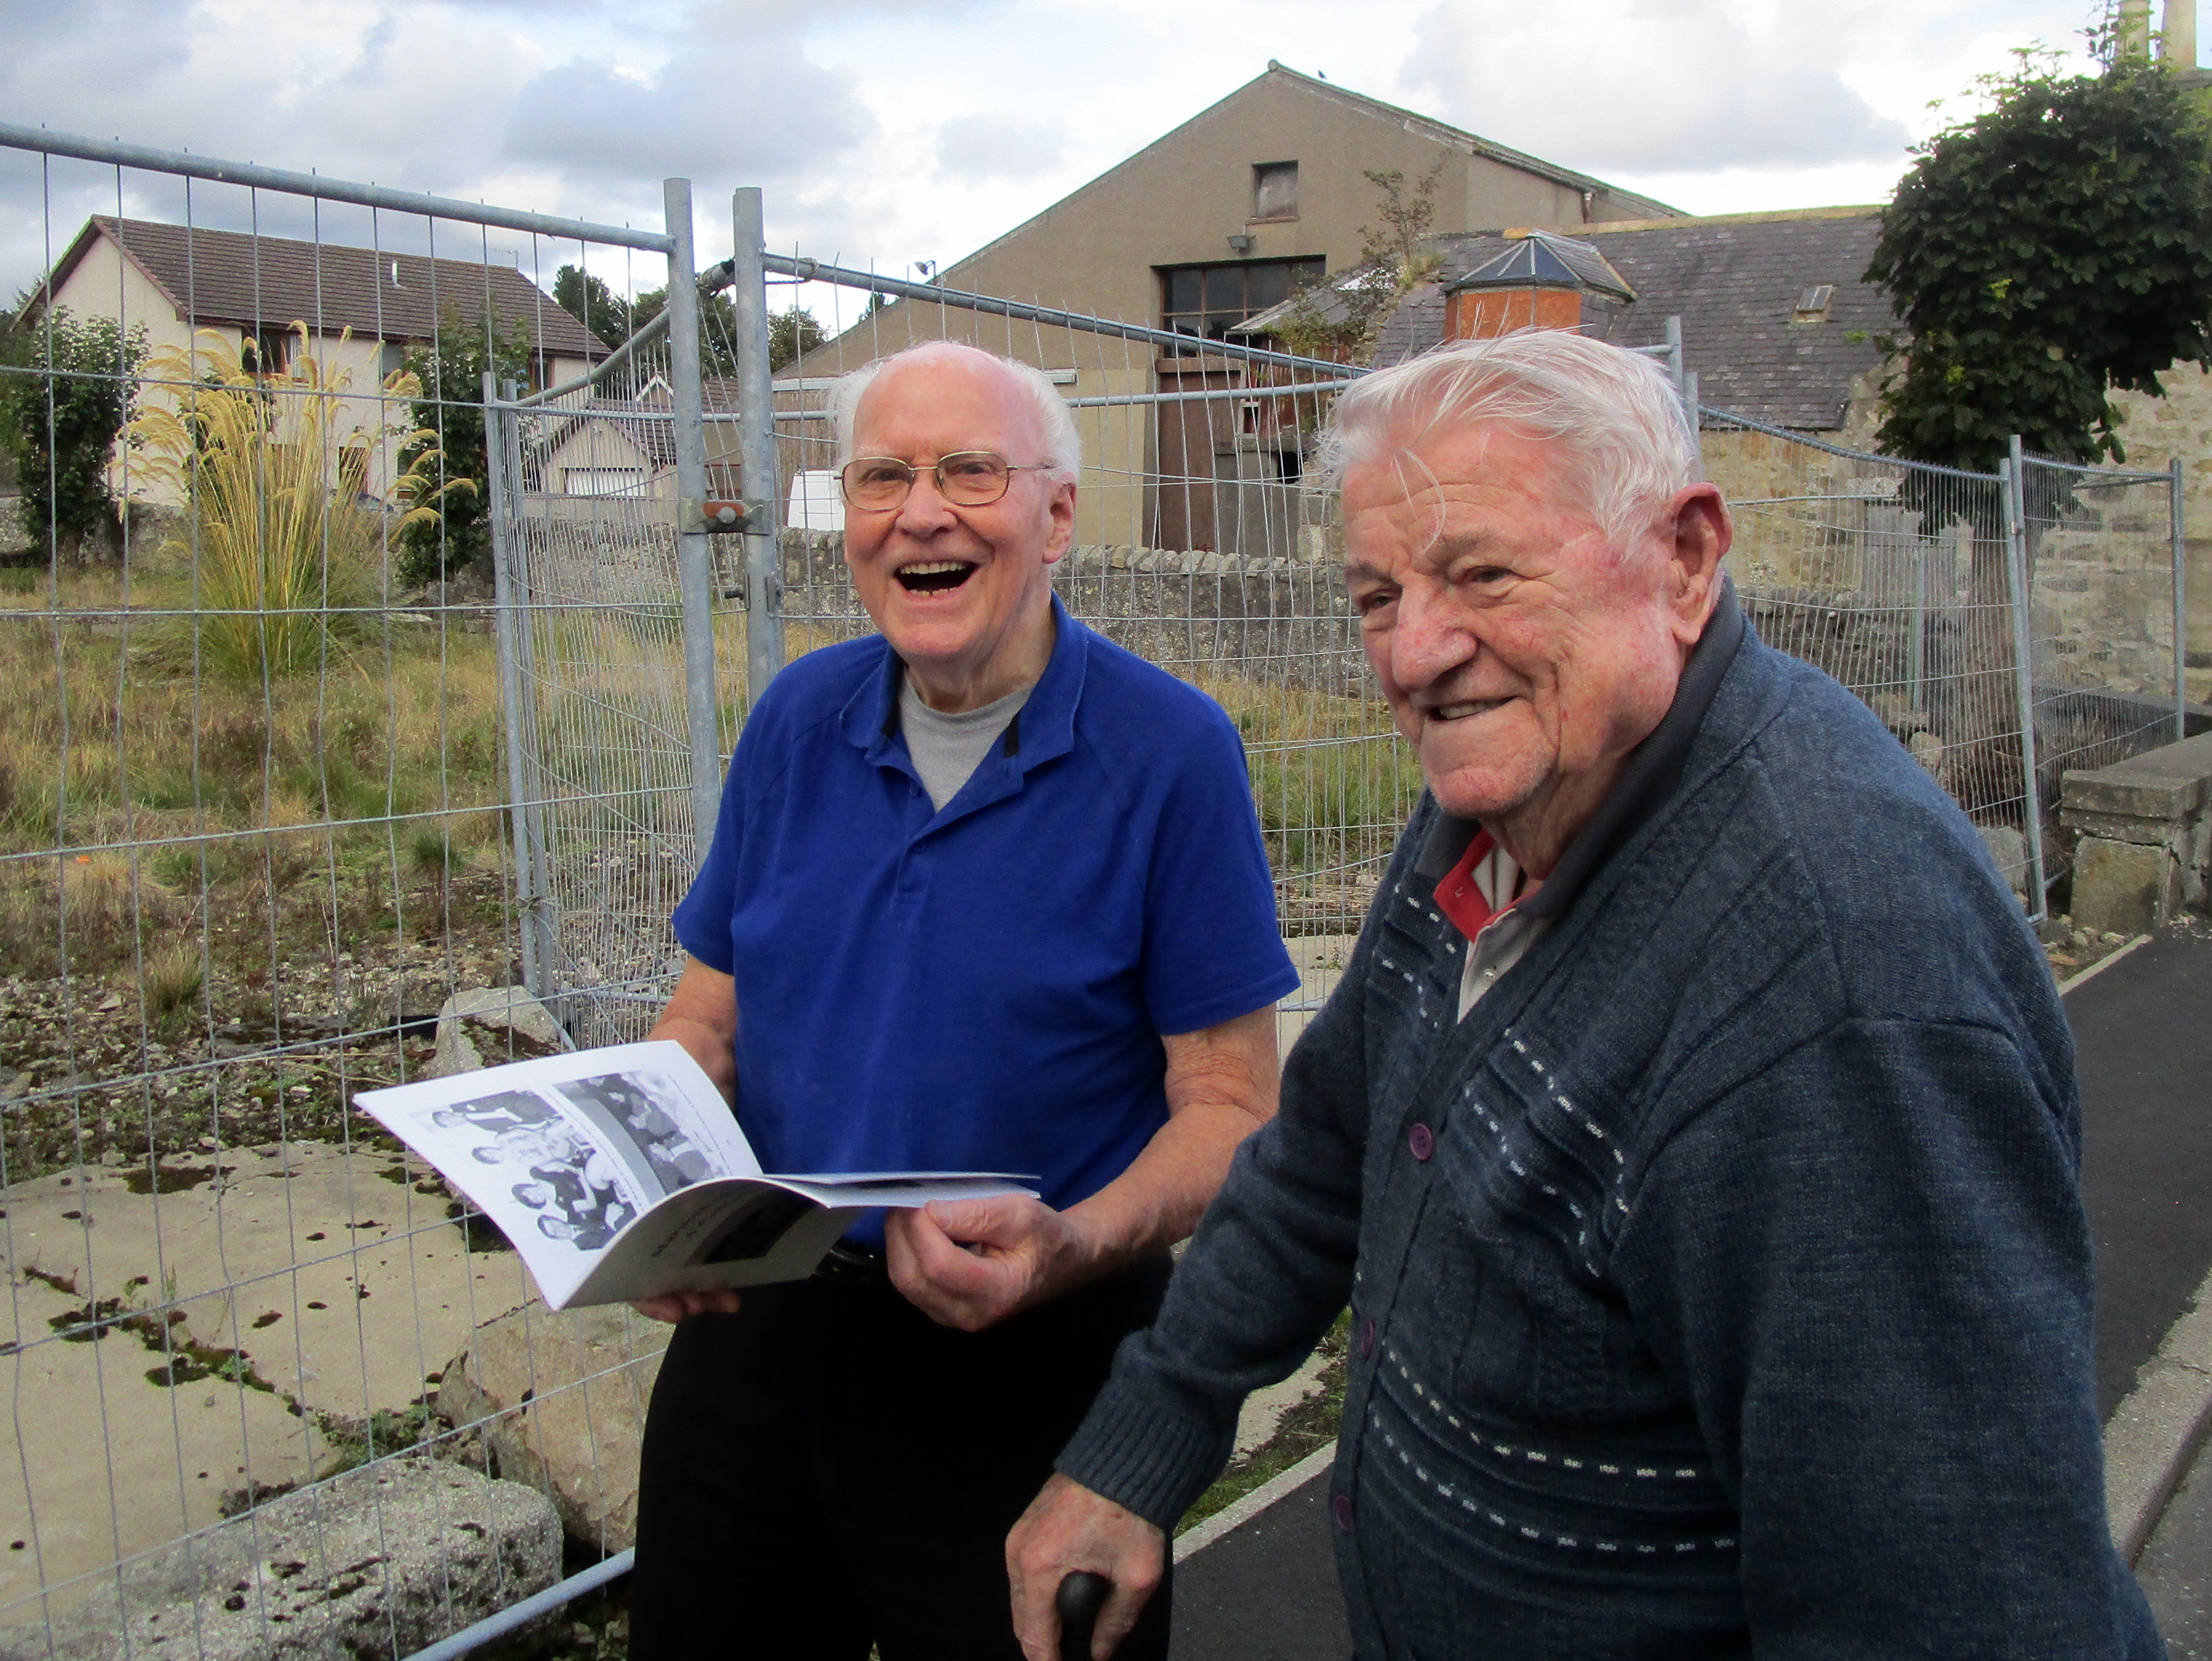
1359,1317,1375,1359
1408,1123,1434,1162
1333,1492,1354,1533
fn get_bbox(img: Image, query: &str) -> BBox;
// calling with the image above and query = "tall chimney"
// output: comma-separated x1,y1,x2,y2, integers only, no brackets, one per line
2165,0,2198,68
2120,0,2153,63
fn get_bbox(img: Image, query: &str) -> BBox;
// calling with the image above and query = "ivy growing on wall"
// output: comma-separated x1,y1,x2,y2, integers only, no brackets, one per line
1868,48,2212,470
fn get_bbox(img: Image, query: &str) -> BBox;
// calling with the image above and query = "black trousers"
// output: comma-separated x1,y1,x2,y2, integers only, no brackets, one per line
630,1259,1175,1661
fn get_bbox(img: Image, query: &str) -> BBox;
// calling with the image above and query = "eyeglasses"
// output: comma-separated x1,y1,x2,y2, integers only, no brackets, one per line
838,451,1046,511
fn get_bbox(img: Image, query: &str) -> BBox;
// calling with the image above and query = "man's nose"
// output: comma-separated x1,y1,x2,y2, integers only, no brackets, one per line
1388,582,1476,690
893,466,958,534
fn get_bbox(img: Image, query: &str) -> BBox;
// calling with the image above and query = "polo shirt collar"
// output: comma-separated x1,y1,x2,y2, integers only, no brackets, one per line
837,590,1087,776
1413,578,1747,921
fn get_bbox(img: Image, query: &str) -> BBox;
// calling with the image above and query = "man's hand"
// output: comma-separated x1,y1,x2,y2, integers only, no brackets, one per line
884,1194,1094,1332
1007,1474,1165,1661
628,1287,742,1324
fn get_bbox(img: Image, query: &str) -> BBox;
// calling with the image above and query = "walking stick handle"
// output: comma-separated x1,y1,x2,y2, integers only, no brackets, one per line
1056,1569,1114,1661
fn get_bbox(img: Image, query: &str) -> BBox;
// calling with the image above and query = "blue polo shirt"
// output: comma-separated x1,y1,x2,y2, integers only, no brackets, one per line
671,596,1298,1236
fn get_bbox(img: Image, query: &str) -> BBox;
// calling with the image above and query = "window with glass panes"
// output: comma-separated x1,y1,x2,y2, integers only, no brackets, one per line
1159,258,1325,347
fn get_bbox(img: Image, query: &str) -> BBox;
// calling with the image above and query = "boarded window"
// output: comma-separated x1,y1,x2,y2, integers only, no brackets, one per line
1253,162,1298,221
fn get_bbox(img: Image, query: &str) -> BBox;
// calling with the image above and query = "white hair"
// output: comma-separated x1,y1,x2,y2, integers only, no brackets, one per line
826,340,1082,481
1315,330,1699,550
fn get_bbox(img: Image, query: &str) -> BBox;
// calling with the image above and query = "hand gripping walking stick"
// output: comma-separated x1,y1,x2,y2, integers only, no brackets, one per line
1056,1570,1114,1661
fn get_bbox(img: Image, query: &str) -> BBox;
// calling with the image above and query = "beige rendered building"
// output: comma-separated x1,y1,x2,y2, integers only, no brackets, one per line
781,62,1679,549
30,217,606,510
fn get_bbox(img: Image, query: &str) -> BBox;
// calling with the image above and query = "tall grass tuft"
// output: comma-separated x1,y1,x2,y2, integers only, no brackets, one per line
129,327,444,685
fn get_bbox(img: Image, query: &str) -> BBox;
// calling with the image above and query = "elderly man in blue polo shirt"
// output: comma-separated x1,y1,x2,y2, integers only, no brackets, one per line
623,340,1300,1660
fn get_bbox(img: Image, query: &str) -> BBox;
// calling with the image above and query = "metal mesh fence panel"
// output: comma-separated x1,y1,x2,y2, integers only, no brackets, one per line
1703,408,2185,915
0,132,684,1659
2017,450,2189,887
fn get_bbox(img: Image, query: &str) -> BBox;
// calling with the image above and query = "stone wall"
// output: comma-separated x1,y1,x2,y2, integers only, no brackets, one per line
776,529,1369,697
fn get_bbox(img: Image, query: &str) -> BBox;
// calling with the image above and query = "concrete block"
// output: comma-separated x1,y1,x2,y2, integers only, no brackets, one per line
430,986,568,1080
1977,824,2028,894
437,1301,671,1553
0,1459,561,1660
2062,731,2212,821
2071,837,2177,936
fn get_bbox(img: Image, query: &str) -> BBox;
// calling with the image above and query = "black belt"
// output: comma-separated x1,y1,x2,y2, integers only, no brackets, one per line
811,1240,891,1287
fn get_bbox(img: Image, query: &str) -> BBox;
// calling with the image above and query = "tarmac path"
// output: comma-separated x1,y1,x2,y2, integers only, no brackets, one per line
1170,924,2212,1658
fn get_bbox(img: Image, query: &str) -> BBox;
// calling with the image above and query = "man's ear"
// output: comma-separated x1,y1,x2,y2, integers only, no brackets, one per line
1041,478,1077,567
1664,483,1730,642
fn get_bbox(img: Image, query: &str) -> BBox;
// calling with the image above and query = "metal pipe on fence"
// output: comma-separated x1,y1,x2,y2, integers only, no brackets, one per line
482,371,542,999
1909,538,1927,713
2000,442,2050,922
732,186,785,701
660,177,725,852
2174,455,2189,743
0,120,675,254
759,254,1360,378
398,1550,634,1661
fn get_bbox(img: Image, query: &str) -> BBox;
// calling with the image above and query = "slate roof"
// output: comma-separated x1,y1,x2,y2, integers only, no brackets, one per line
1373,209,1891,431
41,217,608,359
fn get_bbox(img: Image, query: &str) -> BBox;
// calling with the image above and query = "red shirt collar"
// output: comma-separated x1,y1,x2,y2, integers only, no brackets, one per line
1435,829,1522,941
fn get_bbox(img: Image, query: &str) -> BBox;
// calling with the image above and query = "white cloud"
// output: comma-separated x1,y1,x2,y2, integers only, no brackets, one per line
1400,0,1914,175
932,115,1069,183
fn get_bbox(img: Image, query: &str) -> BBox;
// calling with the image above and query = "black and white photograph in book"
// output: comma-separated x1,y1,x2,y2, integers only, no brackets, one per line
433,1090,647,1256
551,1069,716,1195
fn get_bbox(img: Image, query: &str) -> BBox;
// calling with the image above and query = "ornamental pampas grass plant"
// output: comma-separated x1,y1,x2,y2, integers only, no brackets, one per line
129,326,456,684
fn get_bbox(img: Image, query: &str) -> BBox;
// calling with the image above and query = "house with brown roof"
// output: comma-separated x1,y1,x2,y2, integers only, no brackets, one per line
30,216,608,507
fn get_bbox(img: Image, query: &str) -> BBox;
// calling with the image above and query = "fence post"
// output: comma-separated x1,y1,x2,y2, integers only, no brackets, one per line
482,372,542,998
731,186,785,703
2173,454,2188,742
1683,369,1703,477
1909,537,1926,712
661,177,725,853
1999,441,2048,923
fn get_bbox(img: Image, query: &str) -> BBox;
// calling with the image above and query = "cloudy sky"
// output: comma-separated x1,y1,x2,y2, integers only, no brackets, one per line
0,0,2135,317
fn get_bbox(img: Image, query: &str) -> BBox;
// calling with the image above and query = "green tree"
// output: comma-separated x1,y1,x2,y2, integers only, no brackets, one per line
627,285,823,374
1868,48,2212,470
394,309,533,587
1278,162,1447,364
551,264,631,347
769,306,825,371
0,306,148,560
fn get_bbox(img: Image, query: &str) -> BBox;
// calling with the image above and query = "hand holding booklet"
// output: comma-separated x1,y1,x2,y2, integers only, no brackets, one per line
354,1040,1036,1310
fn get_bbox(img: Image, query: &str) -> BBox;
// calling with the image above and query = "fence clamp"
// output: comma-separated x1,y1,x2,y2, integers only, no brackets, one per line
688,499,769,535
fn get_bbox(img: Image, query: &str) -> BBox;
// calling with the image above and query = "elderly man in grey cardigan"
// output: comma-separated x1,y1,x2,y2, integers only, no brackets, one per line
1008,331,2164,1659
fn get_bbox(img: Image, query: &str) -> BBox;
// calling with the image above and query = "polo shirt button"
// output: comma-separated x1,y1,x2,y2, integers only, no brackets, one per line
1333,1492,1354,1533
1408,1123,1434,1162
1359,1317,1375,1359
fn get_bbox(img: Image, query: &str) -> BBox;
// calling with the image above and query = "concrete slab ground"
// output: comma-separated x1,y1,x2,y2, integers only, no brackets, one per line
1,1142,533,1622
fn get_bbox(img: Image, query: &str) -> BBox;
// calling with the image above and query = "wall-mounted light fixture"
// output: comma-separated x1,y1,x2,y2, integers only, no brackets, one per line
1226,233,1256,255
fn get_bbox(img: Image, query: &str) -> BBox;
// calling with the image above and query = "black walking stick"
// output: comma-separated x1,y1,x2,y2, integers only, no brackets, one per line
1056,1570,1114,1661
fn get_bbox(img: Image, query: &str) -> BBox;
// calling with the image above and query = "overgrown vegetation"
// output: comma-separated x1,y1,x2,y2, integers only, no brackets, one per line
394,309,533,586
1276,163,1447,365
1868,44,2212,470
0,305,148,560
130,326,445,683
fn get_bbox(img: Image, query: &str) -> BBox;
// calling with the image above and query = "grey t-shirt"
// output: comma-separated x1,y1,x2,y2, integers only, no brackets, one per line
899,674,1034,811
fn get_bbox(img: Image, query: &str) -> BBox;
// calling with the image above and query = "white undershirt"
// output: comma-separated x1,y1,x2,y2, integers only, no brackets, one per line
1456,842,1550,1020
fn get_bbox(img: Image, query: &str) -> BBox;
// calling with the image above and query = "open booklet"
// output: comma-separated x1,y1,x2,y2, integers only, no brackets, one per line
354,1040,1036,1310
